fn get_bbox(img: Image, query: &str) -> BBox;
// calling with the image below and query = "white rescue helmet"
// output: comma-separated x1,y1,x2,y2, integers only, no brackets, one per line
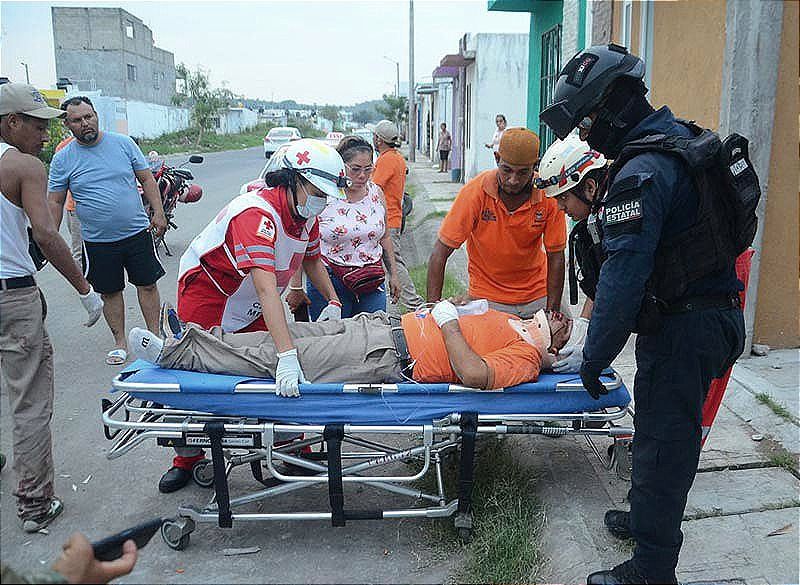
279,138,350,200
536,133,606,198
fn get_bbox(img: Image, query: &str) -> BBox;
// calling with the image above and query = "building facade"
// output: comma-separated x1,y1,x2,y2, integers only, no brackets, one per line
52,7,177,107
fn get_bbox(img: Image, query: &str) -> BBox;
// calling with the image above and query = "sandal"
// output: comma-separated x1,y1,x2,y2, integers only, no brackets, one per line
105,348,127,366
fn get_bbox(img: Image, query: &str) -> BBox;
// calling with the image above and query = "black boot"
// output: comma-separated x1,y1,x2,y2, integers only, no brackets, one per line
587,559,677,585
159,466,192,493
605,509,632,539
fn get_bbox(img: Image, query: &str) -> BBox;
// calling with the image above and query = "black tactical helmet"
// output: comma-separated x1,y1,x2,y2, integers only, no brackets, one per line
541,44,645,141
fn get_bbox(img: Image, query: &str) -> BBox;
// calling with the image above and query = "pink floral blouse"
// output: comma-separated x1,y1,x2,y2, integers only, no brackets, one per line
318,182,386,267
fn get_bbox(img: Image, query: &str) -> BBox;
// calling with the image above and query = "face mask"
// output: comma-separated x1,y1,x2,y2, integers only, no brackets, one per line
296,182,327,218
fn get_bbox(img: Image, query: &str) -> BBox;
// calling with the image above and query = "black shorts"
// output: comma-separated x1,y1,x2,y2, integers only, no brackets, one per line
439,150,450,161
83,229,165,294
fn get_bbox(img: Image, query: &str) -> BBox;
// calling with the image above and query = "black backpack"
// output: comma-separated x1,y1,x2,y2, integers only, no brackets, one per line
607,121,761,300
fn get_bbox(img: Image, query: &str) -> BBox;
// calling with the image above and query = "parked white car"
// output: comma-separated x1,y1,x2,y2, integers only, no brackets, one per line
240,143,292,194
263,126,301,159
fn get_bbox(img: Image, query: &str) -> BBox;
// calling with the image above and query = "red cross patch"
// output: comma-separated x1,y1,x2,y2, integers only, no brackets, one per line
296,151,311,165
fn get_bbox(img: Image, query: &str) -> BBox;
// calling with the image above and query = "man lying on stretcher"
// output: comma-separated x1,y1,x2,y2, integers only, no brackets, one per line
129,300,573,397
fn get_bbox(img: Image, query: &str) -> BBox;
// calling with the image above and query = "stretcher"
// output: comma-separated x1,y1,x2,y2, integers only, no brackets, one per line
102,360,633,550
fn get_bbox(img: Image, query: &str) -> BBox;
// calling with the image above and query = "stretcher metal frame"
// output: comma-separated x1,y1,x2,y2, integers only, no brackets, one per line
102,371,634,550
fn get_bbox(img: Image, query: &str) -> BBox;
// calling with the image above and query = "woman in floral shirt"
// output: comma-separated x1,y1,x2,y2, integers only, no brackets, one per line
288,136,400,319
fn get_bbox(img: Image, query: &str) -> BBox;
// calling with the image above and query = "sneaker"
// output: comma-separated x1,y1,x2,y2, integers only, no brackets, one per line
159,302,184,339
129,328,164,364
21,497,64,533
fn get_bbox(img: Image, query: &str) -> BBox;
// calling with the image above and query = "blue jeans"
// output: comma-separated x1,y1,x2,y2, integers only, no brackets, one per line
307,266,386,320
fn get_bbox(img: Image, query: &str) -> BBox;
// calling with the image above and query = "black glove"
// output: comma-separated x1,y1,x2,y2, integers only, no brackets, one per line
579,361,609,400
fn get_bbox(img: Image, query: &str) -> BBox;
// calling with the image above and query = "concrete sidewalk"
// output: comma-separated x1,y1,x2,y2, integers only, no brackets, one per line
403,150,799,585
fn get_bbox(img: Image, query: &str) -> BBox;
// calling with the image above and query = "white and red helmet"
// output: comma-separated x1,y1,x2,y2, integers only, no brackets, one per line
277,139,349,200
536,133,606,198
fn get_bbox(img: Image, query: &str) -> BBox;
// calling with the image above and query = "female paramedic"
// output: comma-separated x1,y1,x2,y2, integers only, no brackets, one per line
535,133,608,374
287,135,400,319
156,138,350,493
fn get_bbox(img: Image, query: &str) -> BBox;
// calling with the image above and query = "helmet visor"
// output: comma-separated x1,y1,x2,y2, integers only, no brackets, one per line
540,100,578,141
293,163,351,200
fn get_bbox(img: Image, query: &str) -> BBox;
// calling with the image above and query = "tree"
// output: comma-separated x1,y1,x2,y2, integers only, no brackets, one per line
173,63,235,147
376,94,407,130
319,105,341,130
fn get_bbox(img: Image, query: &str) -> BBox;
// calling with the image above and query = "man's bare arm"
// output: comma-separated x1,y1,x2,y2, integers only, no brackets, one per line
426,239,456,302
546,250,565,311
20,158,89,294
135,168,167,237
439,321,490,389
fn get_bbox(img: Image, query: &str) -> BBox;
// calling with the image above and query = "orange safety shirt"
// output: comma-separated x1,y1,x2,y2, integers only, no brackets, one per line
371,148,406,229
438,169,566,305
401,309,542,388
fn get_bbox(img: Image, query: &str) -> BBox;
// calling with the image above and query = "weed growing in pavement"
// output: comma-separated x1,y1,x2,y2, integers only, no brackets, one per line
754,393,798,424
412,438,547,584
768,449,799,473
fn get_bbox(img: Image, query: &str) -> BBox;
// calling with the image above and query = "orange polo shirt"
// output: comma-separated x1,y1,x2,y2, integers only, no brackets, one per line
402,309,542,388
438,169,566,305
371,148,406,229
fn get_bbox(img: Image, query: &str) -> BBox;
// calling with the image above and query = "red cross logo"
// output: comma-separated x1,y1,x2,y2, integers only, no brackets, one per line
296,150,311,165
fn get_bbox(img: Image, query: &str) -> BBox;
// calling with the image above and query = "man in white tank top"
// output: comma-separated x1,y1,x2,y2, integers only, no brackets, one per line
0,83,103,533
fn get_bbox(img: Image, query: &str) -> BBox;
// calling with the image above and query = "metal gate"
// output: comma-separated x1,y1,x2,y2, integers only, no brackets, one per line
539,24,562,152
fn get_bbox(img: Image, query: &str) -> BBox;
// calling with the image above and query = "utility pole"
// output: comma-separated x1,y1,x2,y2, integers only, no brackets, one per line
20,62,30,84
407,0,416,162
382,56,400,98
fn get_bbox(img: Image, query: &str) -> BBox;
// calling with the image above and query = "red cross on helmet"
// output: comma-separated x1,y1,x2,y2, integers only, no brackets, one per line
279,139,349,200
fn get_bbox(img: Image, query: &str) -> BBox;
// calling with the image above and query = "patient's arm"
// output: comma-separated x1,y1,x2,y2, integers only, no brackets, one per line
439,321,490,389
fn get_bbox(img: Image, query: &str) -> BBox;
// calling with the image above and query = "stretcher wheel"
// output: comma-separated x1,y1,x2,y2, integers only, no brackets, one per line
161,519,191,551
191,459,214,488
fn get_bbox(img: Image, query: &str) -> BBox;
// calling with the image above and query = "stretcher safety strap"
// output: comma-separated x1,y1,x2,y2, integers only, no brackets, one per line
204,422,233,528
457,412,478,517
324,424,346,527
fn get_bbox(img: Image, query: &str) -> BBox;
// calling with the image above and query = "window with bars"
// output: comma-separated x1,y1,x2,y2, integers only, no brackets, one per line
539,23,562,153
127,64,137,82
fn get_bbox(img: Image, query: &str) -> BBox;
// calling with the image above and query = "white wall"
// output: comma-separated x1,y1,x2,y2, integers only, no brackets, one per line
127,100,189,138
462,33,529,181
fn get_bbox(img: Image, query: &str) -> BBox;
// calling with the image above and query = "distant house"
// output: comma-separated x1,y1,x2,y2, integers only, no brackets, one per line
213,107,259,135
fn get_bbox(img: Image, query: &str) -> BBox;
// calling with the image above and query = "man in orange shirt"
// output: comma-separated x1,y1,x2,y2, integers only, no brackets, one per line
371,120,424,310
130,300,574,391
427,128,566,318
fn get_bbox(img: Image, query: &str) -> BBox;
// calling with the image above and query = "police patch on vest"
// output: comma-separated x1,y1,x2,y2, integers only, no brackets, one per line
604,199,642,224
256,216,276,242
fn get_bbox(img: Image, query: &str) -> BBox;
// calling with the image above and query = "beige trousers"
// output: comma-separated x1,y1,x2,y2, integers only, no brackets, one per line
388,228,425,312
0,285,55,518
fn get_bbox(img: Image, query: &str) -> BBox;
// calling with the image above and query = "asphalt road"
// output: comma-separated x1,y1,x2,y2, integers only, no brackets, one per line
0,147,457,583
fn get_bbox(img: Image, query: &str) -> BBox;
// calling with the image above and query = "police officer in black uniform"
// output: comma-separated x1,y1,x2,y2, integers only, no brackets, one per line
541,45,746,584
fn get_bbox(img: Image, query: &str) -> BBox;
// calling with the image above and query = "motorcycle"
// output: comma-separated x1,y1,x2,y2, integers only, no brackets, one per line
142,153,204,256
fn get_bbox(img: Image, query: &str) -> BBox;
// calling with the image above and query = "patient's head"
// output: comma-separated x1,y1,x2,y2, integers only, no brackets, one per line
507,310,573,356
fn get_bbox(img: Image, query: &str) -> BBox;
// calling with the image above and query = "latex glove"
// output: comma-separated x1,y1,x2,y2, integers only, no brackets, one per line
275,348,307,398
431,300,459,327
79,285,104,327
552,317,590,373
579,360,609,400
316,300,342,322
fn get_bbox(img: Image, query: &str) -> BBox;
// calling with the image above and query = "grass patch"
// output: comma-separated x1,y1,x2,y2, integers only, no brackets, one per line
769,450,799,473
417,210,449,225
754,392,797,424
139,123,274,156
409,263,466,301
414,438,547,584
405,183,418,198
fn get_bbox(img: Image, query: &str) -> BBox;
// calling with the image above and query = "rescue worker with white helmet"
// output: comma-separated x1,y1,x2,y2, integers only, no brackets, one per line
142,138,349,494
536,133,607,373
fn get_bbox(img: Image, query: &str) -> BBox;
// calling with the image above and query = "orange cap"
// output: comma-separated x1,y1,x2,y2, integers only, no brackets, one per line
498,127,540,166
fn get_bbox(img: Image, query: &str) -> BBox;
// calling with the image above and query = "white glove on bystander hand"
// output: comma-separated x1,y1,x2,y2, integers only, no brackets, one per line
275,348,307,397
431,300,459,327
316,300,342,322
79,285,104,327
552,317,590,373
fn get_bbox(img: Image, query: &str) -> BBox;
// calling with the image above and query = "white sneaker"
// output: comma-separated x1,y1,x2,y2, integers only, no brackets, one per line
129,327,164,364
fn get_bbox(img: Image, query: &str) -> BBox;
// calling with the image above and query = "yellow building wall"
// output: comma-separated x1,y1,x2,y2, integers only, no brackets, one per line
753,0,800,348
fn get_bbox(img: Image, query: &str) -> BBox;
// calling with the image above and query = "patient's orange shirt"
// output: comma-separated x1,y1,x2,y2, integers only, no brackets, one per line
401,309,542,388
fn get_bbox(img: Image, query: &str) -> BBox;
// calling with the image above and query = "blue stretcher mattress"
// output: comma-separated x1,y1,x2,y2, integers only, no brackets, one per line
115,360,631,425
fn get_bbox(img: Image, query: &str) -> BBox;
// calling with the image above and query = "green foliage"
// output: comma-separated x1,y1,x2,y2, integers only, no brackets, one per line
174,63,237,147
138,123,272,156
287,117,325,139
377,94,407,128
755,393,797,423
40,119,69,165
409,263,465,301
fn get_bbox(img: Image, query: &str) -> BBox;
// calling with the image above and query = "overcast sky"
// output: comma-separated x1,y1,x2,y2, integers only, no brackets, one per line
2,0,530,105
